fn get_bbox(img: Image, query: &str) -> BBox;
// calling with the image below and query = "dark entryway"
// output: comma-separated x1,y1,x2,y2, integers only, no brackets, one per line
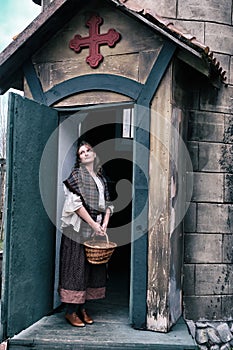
57,104,133,312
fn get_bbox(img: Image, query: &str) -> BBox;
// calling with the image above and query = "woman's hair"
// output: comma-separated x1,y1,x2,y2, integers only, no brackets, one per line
74,140,102,174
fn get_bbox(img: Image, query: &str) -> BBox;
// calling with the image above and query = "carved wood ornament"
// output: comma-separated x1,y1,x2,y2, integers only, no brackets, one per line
69,14,121,68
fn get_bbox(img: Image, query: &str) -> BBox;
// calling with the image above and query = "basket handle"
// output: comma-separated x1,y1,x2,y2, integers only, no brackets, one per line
104,232,109,244
92,232,109,244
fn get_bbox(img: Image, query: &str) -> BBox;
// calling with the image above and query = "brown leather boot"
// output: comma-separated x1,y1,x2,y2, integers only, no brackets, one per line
65,312,85,327
80,308,94,324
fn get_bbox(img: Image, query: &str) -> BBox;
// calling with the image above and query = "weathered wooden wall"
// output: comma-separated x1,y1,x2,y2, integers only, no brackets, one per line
25,2,163,106
147,64,186,331
147,66,173,332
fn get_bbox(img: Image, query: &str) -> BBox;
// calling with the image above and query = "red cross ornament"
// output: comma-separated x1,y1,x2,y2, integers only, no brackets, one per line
69,14,121,68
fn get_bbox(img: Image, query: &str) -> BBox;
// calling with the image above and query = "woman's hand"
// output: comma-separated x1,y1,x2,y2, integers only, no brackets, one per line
76,207,105,236
91,222,105,236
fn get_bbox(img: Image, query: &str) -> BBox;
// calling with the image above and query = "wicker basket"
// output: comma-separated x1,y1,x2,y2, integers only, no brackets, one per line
84,234,117,265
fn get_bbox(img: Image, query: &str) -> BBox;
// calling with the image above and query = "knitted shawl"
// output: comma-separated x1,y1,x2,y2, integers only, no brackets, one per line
63,165,111,238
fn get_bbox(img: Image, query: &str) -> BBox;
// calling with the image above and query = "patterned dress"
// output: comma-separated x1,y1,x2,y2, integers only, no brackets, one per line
59,165,113,304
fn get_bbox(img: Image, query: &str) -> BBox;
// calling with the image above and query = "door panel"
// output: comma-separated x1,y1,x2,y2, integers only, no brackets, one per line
1,93,58,338
130,105,149,329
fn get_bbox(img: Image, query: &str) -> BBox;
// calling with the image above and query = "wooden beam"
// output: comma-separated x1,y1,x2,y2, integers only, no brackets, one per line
45,74,143,106
137,40,177,106
130,40,176,329
23,60,47,105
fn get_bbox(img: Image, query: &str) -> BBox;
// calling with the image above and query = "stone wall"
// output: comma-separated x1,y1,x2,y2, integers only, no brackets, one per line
184,100,233,320
168,0,233,321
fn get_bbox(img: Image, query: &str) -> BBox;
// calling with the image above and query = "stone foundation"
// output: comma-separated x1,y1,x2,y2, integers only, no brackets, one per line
187,320,233,350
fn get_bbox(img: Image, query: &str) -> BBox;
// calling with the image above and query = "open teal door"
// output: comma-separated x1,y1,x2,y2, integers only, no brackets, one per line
1,93,58,339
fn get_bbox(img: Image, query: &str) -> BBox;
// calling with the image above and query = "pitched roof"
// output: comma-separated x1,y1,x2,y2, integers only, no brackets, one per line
115,0,226,82
0,0,226,95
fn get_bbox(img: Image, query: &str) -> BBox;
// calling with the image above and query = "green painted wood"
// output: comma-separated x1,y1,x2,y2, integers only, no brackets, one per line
130,106,150,329
45,74,143,106
23,60,47,105
1,93,58,339
137,40,177,107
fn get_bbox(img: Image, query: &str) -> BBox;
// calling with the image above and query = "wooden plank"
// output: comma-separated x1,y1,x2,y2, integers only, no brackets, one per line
53,91,132,107
35,53,140,91
8,281,197,349
130,41,176,330
33,4,163,62
23,60,46,104
147,66,173,332
139,49,161,84
45,74,143,106
137,41,176,106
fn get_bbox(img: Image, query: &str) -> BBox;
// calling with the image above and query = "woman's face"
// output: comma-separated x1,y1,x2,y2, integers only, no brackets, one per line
78,144,96,165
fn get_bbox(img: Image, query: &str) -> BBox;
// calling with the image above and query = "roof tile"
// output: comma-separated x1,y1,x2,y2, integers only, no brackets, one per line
117,0,227,82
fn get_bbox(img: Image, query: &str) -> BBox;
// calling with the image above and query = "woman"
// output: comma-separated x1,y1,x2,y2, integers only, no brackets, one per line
59,141,114,327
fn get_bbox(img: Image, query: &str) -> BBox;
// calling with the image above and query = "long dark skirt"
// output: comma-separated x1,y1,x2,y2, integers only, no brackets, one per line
59,226,107,304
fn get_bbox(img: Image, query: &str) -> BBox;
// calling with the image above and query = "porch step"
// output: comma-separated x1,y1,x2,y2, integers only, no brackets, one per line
7,273,197,350
8,310,197,350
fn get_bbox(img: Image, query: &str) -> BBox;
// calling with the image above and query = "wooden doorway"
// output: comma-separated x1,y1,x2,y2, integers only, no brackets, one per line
54,104,133,314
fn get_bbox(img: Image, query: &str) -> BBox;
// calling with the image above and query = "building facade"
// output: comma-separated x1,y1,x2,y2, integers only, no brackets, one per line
0,0,232,345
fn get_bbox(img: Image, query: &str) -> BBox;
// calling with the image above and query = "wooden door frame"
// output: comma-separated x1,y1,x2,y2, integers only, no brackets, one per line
23,40,177,329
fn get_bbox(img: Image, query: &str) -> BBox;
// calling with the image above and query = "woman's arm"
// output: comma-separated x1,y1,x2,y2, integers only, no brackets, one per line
101,207,111,233
75,206,104,235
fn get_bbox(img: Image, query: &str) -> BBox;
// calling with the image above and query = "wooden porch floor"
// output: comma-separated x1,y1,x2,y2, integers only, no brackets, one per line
8,272,198,350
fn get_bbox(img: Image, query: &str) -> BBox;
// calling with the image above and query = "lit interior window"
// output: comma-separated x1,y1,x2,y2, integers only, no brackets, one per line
122,108,134,138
